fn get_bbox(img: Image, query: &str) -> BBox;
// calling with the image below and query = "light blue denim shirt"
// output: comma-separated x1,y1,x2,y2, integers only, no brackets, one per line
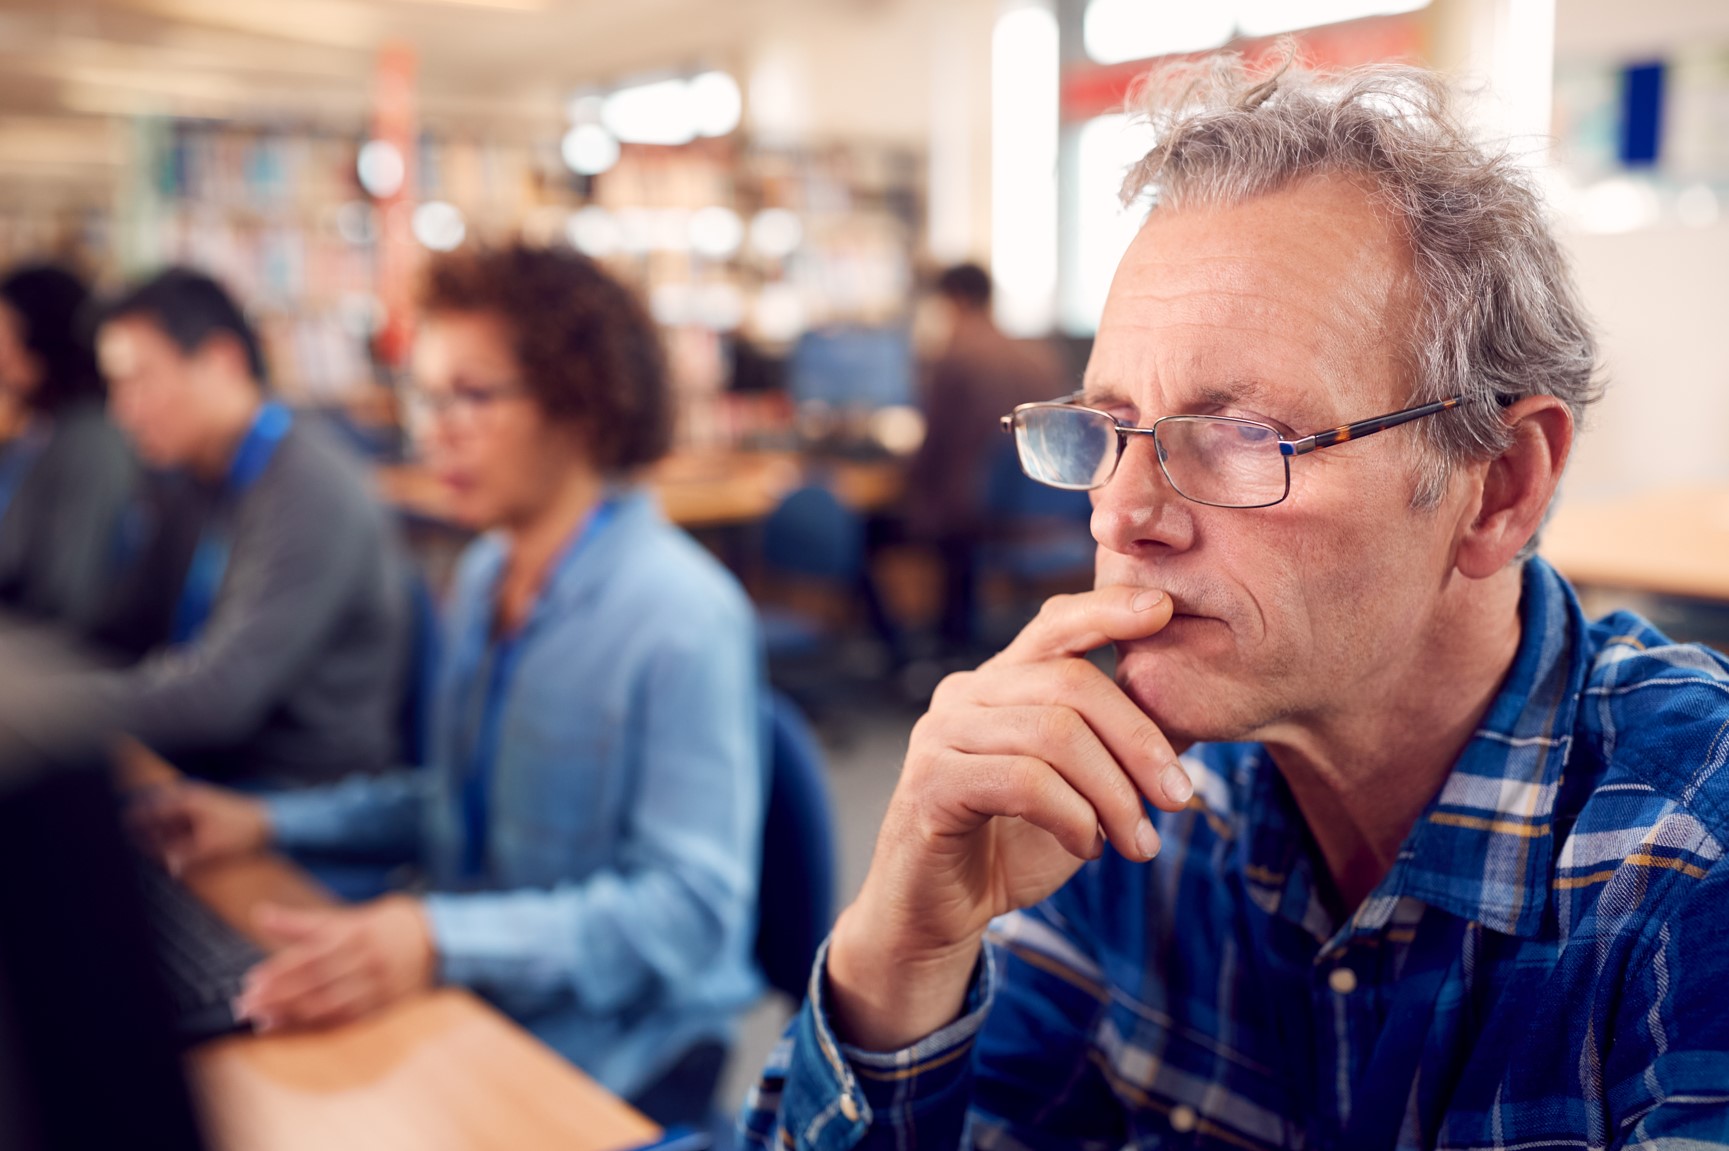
266,485,765,1098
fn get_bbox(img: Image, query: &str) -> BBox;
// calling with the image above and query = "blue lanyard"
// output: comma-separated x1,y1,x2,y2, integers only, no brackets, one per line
170,402,292,645
453,497,621,879
0,421,50,525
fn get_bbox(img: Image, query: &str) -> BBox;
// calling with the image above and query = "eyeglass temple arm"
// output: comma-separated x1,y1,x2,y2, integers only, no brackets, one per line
1280,395,1471,458
1000,390,1090,434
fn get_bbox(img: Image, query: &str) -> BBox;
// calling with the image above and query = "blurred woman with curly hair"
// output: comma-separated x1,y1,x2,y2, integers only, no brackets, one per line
133,244,765,1125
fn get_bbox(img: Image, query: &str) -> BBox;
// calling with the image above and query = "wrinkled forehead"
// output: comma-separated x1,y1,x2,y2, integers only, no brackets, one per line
1085,176,1419,429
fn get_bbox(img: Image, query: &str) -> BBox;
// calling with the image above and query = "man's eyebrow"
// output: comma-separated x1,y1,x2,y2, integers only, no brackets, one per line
1193,378,1270,409
1078,382,1132,408
1079,377,1274,413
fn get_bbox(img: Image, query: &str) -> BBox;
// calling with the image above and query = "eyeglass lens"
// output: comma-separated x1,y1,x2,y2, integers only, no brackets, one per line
1012,407,1290,508
1153,416,1288,508
1013,406,1119,490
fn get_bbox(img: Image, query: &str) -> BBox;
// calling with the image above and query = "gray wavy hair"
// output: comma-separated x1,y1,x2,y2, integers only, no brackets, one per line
1120,52,1602,511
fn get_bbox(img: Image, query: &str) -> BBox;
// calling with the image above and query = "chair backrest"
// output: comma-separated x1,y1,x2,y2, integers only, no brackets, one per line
754,690,837,1002
761,484,865,585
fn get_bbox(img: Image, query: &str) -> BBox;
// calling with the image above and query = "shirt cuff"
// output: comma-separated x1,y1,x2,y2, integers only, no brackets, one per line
778,934,997,1148
420,891,502,988
260,788,337,851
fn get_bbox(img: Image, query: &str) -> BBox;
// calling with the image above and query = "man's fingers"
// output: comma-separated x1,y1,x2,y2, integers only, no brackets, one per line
944,707,1155,859
945,660,1191,812
926,753,1113,861
995,586,1173,665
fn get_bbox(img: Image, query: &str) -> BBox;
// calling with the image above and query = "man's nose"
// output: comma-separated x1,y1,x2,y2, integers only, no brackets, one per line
1090,433,1195,556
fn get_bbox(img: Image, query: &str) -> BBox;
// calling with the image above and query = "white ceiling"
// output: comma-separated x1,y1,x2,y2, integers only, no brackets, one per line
0,0,856,129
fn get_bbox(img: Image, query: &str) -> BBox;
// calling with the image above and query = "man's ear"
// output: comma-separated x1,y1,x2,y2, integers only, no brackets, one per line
1455,395,1573,579
193,330,255,388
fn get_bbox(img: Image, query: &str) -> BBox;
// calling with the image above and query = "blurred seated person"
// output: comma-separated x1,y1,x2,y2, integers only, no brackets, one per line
131,245,766,1126
0,264,137,630
907,263,1065,652
88,268,405,786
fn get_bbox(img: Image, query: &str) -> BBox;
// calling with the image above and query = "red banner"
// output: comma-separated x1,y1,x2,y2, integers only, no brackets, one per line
372,42,418,370
1061,13,1428,122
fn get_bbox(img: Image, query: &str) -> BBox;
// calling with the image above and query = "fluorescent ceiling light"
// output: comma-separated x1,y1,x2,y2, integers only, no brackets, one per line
357,139,405,198
1081,0,1432,64
1083,0,1233,65
567,207,622,257
689,71,742,138
412,201,467,251
1235,0,1430,38
749,208,803,259
603,78,696,146
561,123,619,175
689,206,744,259
1574,176,1660,235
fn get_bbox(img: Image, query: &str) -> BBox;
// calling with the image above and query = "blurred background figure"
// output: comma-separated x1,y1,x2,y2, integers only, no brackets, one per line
0,264,135,631
905,262,1067,657
87,268,407,786
130,245,765,1128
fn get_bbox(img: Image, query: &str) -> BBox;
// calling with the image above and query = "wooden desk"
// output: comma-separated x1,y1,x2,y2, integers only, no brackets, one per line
377,450,906,532
1540,484,1729,602
112,750,661,1151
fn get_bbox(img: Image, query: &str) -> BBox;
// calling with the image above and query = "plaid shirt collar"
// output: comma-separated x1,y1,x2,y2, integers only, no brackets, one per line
1237,557,1587,943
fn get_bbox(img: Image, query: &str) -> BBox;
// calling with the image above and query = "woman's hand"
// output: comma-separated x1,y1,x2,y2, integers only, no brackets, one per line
234,896,437,1032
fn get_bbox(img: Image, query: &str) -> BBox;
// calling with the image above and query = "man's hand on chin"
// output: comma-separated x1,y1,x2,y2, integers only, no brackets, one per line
824,585,1196,1053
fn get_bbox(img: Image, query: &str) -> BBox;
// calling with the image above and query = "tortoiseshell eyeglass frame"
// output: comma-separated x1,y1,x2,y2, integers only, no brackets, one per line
998,391,1486,509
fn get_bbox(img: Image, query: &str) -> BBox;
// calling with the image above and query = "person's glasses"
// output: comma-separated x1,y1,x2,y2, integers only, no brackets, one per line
999,392,1474,509
400,382,529,432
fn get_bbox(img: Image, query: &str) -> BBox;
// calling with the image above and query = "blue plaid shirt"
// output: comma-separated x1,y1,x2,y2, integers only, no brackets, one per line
742,558,1729,1150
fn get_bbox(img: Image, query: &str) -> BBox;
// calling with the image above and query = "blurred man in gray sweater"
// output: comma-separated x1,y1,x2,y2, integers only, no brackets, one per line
89,269,406,787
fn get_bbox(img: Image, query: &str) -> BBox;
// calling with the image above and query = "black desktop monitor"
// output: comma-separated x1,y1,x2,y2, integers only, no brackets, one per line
0,700,206,1150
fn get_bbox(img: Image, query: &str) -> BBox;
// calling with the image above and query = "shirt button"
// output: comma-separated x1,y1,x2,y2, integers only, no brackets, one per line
1170,1105,1198,1133
838,1095,860,1122
1328,966,1359,995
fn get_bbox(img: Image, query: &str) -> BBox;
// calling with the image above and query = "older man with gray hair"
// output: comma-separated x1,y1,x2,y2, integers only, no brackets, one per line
741,54,1729,1151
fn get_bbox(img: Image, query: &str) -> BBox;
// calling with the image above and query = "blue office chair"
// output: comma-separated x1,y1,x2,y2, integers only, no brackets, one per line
971,438,1095,641
755,690,837,1001
631,690,836,1131
757,483,867,659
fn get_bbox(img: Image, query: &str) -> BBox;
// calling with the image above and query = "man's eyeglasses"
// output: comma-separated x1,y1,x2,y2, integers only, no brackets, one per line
999,392,1474,509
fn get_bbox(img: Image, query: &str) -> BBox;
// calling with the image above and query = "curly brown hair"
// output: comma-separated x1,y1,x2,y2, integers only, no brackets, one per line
421,244,672,473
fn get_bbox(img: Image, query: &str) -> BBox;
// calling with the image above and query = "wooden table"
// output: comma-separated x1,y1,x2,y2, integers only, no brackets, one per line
377,450,906,532
1540,484,1729,602
120,751,661,1151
